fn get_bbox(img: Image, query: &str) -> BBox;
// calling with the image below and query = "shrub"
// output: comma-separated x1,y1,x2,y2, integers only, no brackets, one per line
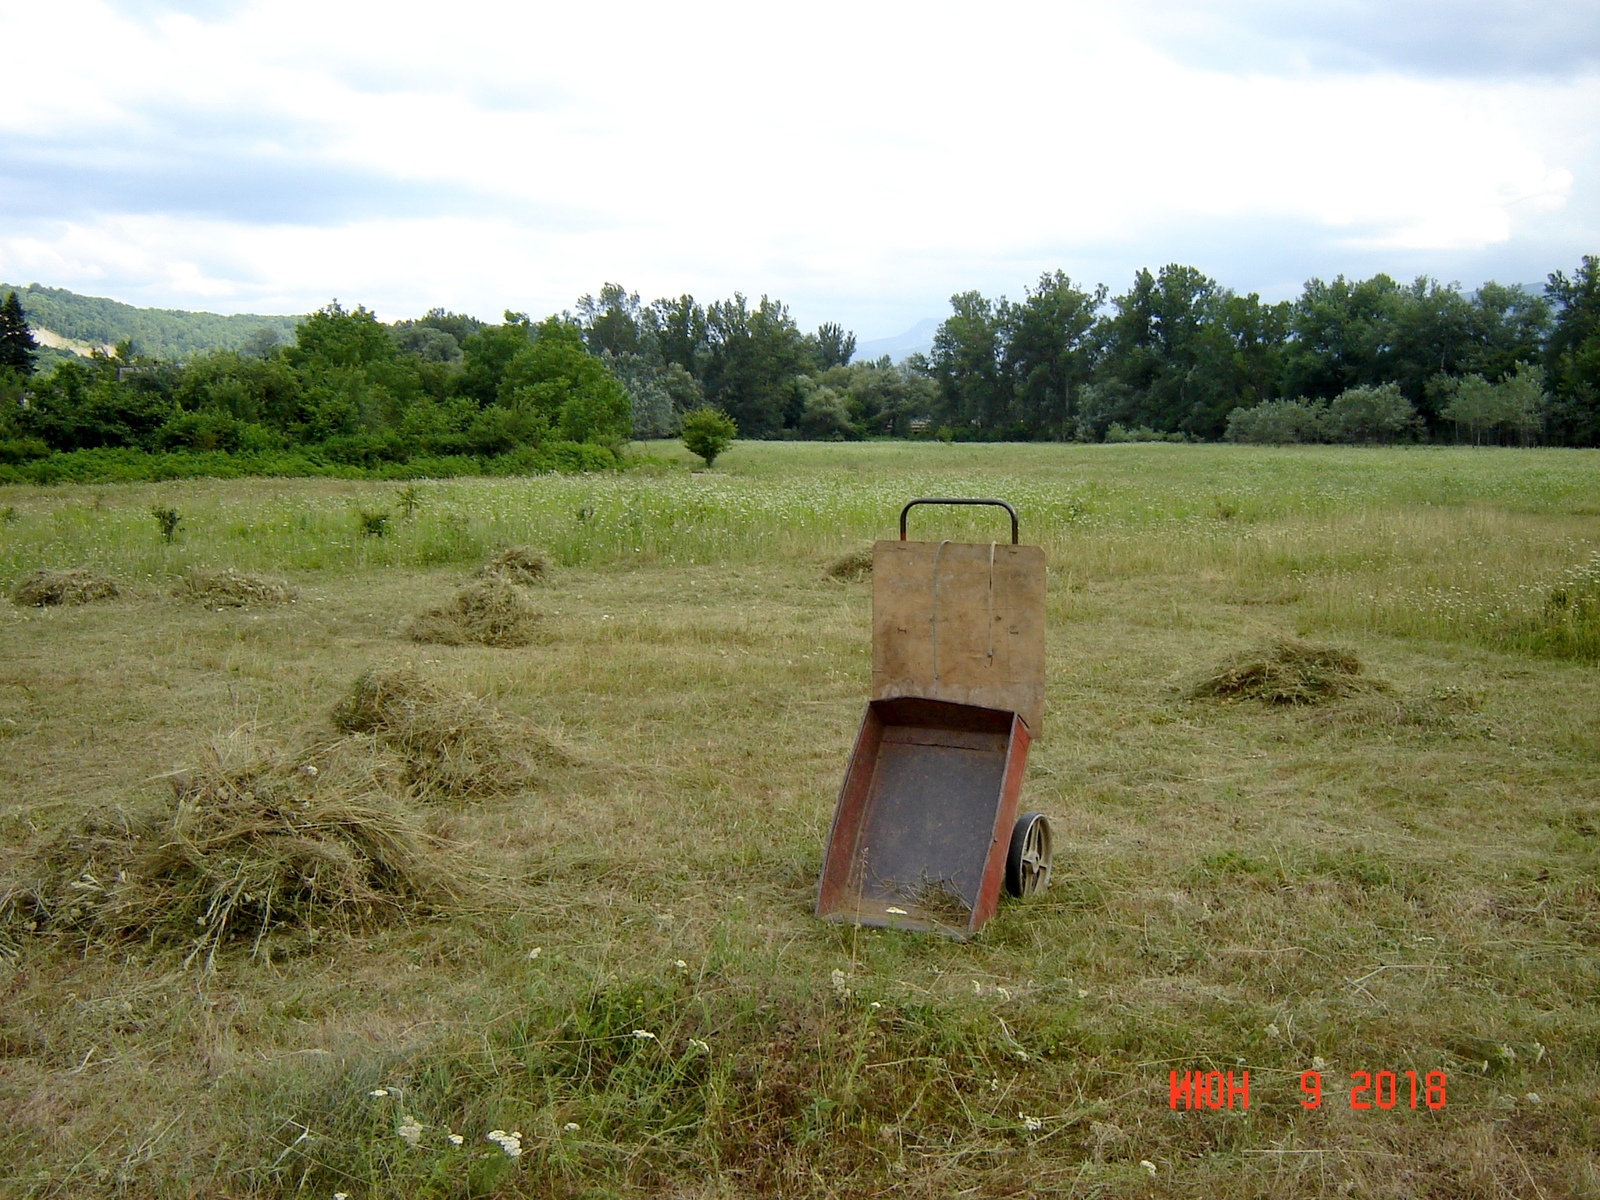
1325,383,1421,444
1225,399,1328,444
682,407,737,467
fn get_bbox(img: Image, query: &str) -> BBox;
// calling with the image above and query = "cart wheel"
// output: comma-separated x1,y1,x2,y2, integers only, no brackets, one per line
1005,813,1053,898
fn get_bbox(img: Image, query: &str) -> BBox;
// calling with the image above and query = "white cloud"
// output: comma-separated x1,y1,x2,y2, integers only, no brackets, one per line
0,0,1595,334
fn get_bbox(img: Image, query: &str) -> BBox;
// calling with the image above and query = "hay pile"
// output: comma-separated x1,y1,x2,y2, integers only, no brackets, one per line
825,545,874,582
0,741,455,967
477,546,548,587
172,568,296,607
1190,639,1369,705
407,579,541,648
12,568,119,607
332,666,565,798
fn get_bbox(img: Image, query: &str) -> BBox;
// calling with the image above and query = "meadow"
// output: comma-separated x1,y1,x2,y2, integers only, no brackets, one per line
0,441,1596,1198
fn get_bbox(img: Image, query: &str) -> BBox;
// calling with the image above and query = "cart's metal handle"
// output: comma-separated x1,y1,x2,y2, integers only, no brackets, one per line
899,498,1018,544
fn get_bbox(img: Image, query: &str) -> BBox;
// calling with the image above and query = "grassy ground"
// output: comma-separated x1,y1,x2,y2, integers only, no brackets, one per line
0,441,1597,1198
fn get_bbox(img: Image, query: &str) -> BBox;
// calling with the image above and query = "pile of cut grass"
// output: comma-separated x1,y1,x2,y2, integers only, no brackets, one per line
332,666,566,798
406,578,541,647
1190,637,1371,705
171,567,296,607
476,545,548,587
0,738,455,968
824,544,874,582
11,567,119,606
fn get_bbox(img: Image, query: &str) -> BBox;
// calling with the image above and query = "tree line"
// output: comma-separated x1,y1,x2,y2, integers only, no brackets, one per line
2,255,1598,482
921,262,1597,446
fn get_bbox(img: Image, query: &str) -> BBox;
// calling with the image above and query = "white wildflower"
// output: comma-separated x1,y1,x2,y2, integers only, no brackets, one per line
1141,1159,1157,1176
397,1115,424,1146
675,959,688,969
1312,1056,1328,1071
1020,1114,1042,1131
304,764,318,777
1526,1093,1542,1103
448,1132,464,1145
334,1193,348,1200
688,1038,710,1053
564,1122,580,1132
831,968,852,999
632,1029,657,1041
1077,989,1089,999
528,947,542,960
1265,1023,1280,1039
486,1129,523,1158
368,1087,390,1097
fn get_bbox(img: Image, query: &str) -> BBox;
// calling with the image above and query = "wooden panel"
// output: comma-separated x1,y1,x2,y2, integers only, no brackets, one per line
871,540,1046,734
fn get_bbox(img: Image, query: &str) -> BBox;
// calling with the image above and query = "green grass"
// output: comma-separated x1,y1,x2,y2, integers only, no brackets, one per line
0,441,1597,1198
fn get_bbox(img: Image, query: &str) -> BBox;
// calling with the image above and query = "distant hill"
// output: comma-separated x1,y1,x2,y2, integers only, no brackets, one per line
0,283,302,365
855,317,939,364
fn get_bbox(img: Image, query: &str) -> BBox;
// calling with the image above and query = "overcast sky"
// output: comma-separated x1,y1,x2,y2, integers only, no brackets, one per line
1,0,1597,338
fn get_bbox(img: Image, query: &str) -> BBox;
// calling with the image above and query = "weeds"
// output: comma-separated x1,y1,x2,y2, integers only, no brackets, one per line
151,504,182,542
358,509,391,538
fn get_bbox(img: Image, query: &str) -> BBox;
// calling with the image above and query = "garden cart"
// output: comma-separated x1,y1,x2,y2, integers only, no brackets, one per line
816,499,1053,936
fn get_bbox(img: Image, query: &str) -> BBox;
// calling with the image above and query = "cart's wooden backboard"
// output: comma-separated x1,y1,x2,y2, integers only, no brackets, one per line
872,539,1046,733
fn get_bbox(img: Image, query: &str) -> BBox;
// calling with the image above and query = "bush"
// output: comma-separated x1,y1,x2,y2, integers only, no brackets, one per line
1325,383,1421,444
681,407,737,466
1103,422,1185,443
0,437,49,464
1225,399,1328,444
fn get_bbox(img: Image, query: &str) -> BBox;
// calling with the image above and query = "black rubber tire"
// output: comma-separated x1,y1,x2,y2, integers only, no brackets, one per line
1005,812,1053,898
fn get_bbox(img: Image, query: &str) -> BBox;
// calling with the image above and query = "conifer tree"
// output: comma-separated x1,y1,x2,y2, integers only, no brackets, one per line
0,290,39,375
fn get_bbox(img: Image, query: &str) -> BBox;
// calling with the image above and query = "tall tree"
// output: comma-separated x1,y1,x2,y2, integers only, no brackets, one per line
577,283,646,359
999,271,1105,439
1545,255,1600,445
0,290,39,375
809,322,857,370
701,295,811,437
1099,264,1251,437
929,291,1007,434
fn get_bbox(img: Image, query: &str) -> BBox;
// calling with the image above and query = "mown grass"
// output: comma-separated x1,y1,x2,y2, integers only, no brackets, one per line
0,442,1596,1198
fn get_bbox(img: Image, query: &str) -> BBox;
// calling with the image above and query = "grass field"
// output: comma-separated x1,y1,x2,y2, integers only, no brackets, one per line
1,441,1597,1199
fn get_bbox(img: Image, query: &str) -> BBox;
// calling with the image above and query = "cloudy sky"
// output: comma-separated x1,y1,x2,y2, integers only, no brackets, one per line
1,0,1597,338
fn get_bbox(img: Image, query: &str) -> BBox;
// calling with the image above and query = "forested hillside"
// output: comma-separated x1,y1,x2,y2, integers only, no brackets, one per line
1,255,1598,484
0,283,300,366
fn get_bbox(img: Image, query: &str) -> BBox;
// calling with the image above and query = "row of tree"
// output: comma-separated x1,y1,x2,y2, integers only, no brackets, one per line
2,255,1598,468
922,264,1596,445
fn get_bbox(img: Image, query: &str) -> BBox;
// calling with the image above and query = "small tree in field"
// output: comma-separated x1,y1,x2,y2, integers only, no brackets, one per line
682,407,737,467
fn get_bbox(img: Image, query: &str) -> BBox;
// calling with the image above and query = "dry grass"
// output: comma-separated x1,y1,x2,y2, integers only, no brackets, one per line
824,544,874,582
1189,637,1373,705
11,567,119,606
476,545,549,587
406,578,542,647
0,735,456,969
171,567,296,607
331,665,568,798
